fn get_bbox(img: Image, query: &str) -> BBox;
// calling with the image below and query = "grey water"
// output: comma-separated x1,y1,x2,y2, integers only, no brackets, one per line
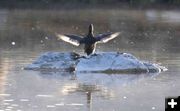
0,9,180,111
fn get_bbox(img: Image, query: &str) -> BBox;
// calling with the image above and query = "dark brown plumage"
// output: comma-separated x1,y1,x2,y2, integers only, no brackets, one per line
56,24,120,55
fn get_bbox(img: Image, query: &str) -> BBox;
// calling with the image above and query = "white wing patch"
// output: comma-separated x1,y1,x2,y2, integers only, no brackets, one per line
56,34,80,46
101,32,120,43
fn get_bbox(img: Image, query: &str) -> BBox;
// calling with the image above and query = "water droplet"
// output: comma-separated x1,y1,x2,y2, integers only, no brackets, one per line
152,107,155,110
45,36,48,40
123,96,127,99
40,40,43,43
11,42,15,45
75,27,78,30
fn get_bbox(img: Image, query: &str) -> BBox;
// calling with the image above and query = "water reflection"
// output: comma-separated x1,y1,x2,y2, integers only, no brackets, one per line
36,71,159,111
0,57,11,92
0,54,13,109
61,83,102,111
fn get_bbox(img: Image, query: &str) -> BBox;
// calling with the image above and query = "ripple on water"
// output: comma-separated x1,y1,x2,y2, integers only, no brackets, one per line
5,109,12,111
19,99,29,102
3,99,14,102
6,106,13,109
11,104,19,107
36,94,54,98
66,103,84,106
46,105,56,108
3,103,10,105
0,94,11,97
55,103,65,106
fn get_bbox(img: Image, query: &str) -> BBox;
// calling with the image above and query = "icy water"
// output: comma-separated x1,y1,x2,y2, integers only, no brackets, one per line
0,9,180,111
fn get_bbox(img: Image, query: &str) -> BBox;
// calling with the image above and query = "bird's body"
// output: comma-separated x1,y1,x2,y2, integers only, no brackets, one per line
56,24,120,55
83,31,97,55
84,43,96,55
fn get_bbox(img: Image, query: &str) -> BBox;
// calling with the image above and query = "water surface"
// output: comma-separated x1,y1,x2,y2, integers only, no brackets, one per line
0,9,180,111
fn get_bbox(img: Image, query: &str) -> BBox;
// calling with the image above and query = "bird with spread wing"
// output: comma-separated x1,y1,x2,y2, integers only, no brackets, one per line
56,24,120,55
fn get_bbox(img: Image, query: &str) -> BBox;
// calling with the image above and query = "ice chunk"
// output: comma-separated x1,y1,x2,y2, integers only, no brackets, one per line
24,52,167,73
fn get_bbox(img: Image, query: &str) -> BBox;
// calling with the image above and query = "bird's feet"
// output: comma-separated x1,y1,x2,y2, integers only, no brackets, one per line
91,53,98,56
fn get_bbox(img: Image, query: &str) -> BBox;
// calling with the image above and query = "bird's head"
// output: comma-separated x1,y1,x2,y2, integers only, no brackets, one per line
88,24,94,34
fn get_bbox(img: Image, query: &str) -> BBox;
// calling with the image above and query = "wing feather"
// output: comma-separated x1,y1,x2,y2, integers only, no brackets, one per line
56,33,83,46
95,32,120,43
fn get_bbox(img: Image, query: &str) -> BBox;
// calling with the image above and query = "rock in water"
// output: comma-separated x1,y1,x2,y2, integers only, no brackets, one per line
24,52,167,73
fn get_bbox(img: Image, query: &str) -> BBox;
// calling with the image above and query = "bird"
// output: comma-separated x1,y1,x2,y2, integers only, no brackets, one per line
56,24,120,55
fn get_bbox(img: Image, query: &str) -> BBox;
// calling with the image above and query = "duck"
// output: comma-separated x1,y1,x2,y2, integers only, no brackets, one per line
56,24,120,55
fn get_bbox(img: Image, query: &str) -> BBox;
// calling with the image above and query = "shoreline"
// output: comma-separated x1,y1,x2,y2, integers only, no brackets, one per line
0,3,180,10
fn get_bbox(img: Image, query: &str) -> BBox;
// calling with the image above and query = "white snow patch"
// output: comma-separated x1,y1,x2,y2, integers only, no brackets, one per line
24,52,167,73
24,52,79,71
77,52,147,72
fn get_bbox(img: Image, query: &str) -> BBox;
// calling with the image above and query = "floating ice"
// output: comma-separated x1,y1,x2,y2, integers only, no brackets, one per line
24,52,167,73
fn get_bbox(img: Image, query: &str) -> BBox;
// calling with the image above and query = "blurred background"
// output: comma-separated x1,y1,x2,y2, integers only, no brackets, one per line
0,0,180,53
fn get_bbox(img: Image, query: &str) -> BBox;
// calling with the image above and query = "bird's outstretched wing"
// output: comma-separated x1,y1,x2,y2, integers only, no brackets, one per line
95,32,120,43
56,33,83,46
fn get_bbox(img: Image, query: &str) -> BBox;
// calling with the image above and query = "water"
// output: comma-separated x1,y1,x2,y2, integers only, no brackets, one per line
0,9,180,111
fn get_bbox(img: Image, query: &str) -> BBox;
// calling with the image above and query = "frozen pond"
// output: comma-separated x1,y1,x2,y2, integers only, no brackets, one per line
0,9,180,111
